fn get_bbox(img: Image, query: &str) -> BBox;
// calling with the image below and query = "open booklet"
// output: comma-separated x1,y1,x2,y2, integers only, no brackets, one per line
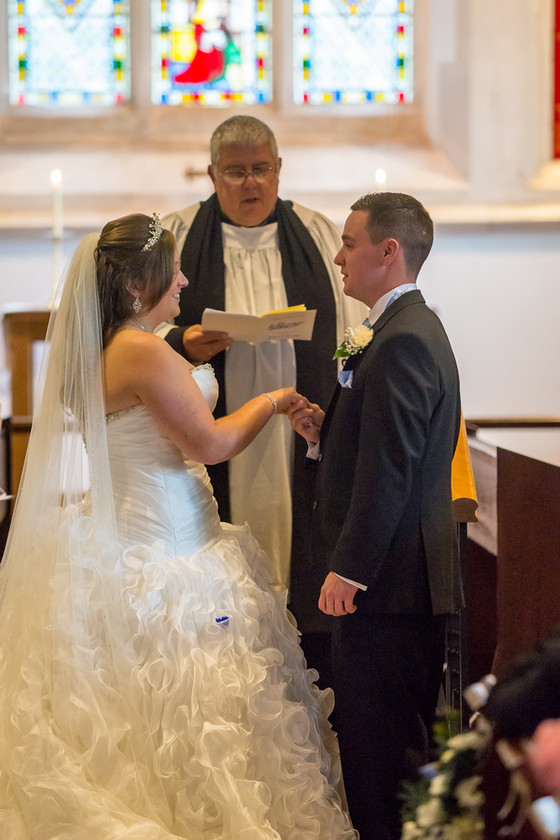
201,305,317,343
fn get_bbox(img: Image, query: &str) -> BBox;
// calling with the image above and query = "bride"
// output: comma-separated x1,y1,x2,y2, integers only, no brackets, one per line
0,213,357,839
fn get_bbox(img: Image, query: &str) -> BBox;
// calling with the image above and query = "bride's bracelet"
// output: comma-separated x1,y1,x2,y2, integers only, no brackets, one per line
261,393,278,414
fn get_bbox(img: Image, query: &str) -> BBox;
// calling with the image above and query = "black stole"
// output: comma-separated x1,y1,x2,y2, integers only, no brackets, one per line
173,193,338,527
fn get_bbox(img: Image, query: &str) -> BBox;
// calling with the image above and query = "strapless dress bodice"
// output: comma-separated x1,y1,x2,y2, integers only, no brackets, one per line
106,364,221,556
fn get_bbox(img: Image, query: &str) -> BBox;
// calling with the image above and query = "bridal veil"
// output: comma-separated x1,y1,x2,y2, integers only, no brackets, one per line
0,234,164,834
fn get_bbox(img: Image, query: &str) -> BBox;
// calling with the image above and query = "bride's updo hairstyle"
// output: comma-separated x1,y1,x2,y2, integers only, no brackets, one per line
95,213,176,346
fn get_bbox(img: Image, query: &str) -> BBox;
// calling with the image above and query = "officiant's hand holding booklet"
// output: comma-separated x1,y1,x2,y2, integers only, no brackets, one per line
201,305,316,343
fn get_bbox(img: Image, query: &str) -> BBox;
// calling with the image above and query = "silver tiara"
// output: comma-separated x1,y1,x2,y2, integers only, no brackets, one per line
142,212,163,252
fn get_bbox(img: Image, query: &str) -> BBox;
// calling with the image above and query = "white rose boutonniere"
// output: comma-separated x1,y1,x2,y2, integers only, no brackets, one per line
333,323,373,360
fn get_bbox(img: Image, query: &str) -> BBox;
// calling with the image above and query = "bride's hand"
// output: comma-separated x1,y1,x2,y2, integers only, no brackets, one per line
268,387,300,414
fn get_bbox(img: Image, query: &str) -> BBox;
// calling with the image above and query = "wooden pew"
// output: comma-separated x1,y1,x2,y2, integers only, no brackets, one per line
2,307,50,498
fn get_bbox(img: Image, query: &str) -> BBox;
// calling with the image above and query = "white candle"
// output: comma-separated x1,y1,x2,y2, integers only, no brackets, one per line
374,168,387,191
50,236,63,308
50,168,63,239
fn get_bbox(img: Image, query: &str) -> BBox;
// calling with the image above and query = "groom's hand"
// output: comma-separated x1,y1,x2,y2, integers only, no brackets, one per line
319,572,358,616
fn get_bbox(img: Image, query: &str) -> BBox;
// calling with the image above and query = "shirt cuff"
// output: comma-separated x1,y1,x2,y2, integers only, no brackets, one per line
306,440,321,460
334,573,368,592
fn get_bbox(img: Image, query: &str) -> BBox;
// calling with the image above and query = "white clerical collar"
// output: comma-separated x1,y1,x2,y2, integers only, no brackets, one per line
368,283,417,325
222,220,278,251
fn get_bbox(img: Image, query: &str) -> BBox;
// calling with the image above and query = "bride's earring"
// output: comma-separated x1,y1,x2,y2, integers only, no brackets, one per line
132,296,141,314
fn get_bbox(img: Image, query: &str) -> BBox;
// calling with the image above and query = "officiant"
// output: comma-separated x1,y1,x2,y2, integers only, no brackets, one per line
158,115,364,680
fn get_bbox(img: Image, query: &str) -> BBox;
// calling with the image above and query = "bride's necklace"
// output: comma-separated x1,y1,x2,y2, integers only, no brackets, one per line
127,319,148,332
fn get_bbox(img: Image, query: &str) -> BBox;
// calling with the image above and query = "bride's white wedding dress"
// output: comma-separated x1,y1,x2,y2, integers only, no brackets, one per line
0,364,356,839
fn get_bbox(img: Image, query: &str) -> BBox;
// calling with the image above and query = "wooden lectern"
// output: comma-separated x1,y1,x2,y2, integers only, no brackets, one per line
466,422,560,840
466,421,560,677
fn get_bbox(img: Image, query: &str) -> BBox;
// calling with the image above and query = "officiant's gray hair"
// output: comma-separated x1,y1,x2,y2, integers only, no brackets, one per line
210,115,279,164
351,192,434,279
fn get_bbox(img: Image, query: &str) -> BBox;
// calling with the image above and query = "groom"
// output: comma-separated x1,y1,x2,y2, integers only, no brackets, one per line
289,192,463,840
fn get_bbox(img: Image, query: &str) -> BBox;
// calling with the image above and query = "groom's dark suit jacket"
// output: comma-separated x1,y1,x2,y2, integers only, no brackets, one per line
313,289,463,616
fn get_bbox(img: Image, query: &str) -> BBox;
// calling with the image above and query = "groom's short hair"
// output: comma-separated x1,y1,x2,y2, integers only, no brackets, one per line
351,192,434,278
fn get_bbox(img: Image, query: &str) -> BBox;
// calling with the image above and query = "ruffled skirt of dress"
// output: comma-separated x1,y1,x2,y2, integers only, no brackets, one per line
0,510,357,840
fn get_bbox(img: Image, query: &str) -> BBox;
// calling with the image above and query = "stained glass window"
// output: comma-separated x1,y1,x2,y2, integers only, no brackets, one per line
8,0,130,107
152,0,272,106
294,0,413,106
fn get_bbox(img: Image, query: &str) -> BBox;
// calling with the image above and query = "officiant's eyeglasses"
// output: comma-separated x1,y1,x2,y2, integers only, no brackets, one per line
217,165,278,185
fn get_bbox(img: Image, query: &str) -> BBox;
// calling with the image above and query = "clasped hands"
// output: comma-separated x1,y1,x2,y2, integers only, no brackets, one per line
286,394,325,446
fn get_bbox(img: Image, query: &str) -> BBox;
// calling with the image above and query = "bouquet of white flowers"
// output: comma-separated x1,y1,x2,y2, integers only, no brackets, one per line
400,720,489,840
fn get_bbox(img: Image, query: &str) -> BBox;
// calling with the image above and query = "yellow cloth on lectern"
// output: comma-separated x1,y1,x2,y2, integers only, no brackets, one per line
452,416,478,523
